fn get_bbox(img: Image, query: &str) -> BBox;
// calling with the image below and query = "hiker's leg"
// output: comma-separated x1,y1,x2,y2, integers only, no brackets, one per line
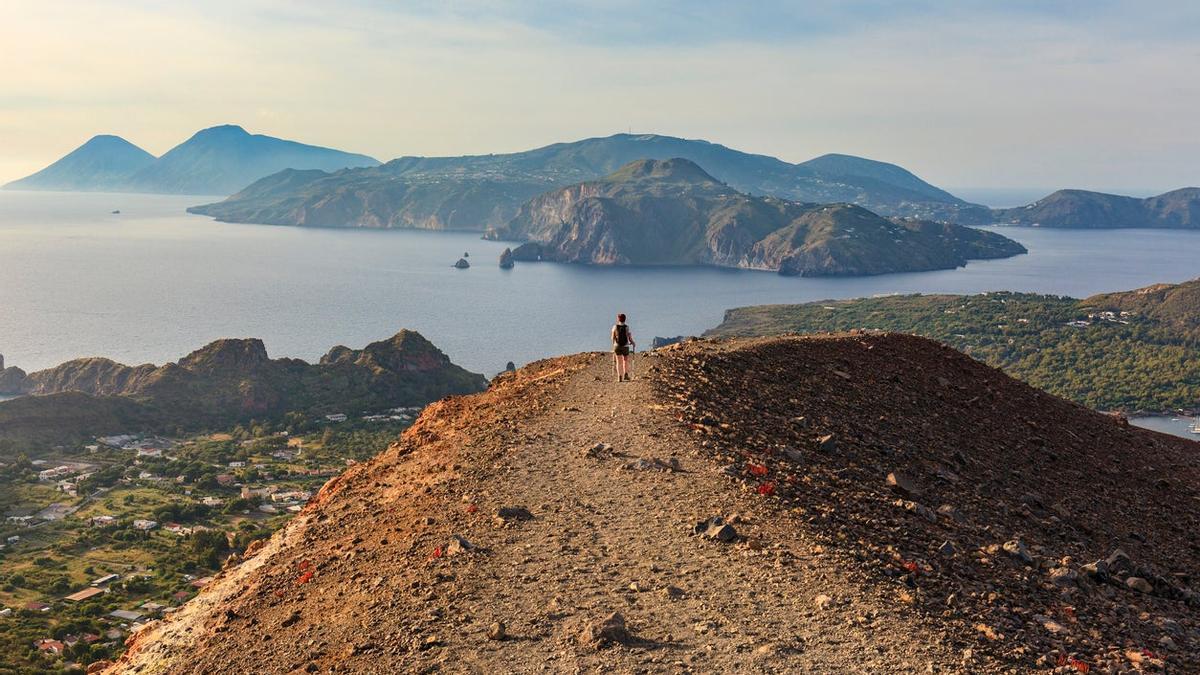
613,353,622,380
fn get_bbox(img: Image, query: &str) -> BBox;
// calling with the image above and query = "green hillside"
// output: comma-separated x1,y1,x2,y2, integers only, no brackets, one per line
707,280,1200,412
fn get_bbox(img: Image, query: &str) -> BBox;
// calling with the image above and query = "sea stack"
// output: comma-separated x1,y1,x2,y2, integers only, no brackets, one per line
454,258,470,269
499,248,514,269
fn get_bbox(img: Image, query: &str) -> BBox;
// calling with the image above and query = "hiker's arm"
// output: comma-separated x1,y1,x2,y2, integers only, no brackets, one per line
611,326,617,344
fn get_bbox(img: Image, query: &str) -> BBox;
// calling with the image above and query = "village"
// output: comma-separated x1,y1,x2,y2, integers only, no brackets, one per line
0,405,421,671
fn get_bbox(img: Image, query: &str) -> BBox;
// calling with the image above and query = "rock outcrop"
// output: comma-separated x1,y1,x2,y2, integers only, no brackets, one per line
490,158,1025,276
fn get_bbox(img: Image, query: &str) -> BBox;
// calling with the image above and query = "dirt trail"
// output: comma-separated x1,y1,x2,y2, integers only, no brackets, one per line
426,352,967,672
114,350,976,674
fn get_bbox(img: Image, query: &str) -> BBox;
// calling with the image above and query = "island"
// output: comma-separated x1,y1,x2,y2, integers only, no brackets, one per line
486,158,1025,277
185,132,991,230
991,188,1200,228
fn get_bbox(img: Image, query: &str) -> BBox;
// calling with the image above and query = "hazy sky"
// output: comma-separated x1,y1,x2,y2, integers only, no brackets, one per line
2,0,1197,192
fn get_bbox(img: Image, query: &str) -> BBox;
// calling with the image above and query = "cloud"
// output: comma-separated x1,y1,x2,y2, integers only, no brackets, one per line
0,0,1196,191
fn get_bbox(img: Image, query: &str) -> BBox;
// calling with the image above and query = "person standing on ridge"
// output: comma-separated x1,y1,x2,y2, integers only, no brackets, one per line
611,313,635,382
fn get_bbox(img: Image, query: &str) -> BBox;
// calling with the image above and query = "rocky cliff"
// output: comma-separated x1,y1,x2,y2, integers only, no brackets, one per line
491,159,1024,276
109,334,1200,673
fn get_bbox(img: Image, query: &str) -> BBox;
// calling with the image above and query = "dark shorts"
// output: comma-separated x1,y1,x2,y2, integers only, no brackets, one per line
614,345,630,356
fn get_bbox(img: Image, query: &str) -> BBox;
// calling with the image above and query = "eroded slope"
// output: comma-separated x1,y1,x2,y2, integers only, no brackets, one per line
111,335,1199,673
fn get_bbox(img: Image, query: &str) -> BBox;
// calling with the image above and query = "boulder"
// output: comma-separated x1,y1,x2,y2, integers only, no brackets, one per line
1080,559,1108,581
494,506,534,525
1105,548,1132,575
499,248,514,269
584,442,614,459
886,472,920,497
694,516,738,542
895,499,937,523
1002,539,1033,564
816,434,837,453
1126,577,1153,594
454,258,470,269
577,612,630,650
1048,566,1079,588
447,534,474,556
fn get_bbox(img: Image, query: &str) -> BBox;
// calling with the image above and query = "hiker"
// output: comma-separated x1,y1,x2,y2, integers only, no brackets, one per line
612,313,635,381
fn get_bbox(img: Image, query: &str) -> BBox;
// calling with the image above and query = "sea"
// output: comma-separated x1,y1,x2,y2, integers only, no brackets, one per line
2,190,1199,437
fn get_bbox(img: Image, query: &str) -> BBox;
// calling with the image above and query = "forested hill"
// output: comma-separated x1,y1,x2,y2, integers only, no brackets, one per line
706,279,1200,412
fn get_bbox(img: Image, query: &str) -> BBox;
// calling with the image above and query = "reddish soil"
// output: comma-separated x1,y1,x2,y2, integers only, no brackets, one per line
110,335,1200,674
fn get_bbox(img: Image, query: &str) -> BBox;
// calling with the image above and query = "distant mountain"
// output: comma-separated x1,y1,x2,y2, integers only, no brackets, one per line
125,125,380,195
0,329,486,446
4,125,380,195
486,158,1024,277
992,187,1200,228
3,135,155,191
187,133,991,228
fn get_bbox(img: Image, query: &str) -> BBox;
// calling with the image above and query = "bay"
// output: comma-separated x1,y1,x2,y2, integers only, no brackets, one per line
2,189,1199,377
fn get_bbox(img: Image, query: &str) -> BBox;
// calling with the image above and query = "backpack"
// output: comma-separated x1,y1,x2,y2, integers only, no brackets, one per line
615,324,629,347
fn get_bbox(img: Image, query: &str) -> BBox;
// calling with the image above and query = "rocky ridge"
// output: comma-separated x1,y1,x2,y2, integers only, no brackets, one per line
108,334,1199,673
0,330,486,445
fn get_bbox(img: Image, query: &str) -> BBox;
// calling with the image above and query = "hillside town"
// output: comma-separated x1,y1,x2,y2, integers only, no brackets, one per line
0,406,421,671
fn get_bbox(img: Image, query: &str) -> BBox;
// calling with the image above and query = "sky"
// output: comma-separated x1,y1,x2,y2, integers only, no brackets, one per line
2,0,1198,194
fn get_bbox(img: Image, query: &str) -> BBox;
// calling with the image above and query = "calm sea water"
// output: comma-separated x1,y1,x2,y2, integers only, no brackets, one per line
2,190,1200,378
1130,416,1200,440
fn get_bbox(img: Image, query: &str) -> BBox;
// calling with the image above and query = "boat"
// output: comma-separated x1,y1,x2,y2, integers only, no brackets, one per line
453,258,470,269
1189,421,1200,435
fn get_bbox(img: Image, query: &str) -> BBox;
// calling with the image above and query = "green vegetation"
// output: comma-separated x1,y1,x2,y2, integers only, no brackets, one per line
707,281,1200,412
0,412,413,672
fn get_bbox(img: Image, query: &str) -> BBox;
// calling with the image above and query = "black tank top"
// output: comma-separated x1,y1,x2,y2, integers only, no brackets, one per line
615,324,629,346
